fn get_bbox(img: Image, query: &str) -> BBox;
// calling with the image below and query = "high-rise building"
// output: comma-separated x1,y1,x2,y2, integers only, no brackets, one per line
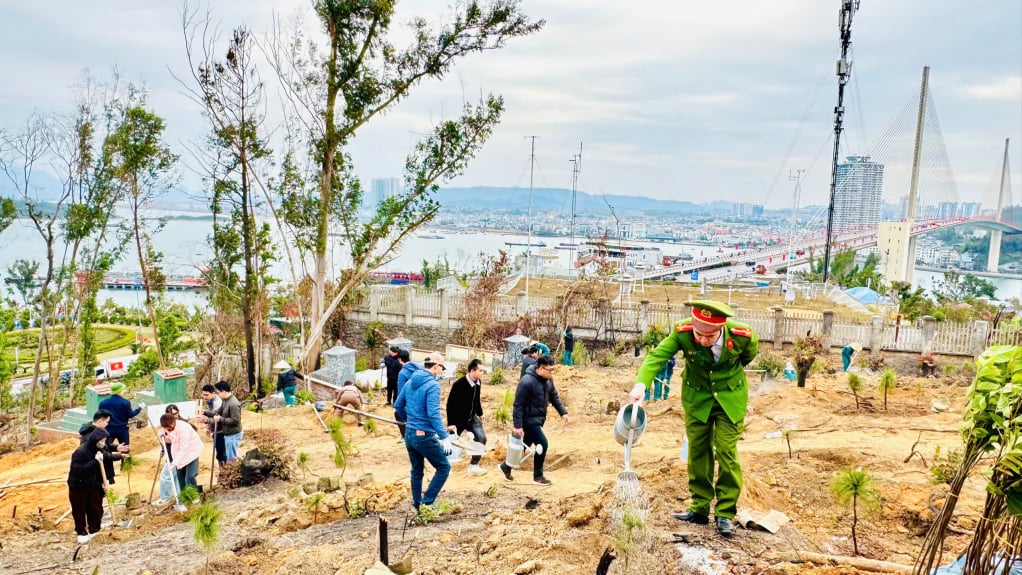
833,156,884,231
937,202,958,220
733,203,764,218
960,202,982,218
369,177,401,210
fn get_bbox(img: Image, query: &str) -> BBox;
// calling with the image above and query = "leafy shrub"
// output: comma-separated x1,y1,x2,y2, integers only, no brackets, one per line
295,390,314,404
355,357,368,372
328,419,354,473
929,446,963,485
750,352,785,378
127,349,160,379
415,499,458,524
179,485,201,505
642,325,669,349
364,418,377,434
488,366,504,386
246,428,296,481
573,341,590,365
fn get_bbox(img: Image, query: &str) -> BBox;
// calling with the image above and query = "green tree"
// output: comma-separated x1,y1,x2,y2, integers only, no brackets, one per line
267,0,544,371
932,271,997,302
181,24,277,395
190,500,222,575
891,281,935,321
847,372,862,410
107,98,178,369
6,259,39,306
830,467,879,556
421,256,451,291
879,368,897,412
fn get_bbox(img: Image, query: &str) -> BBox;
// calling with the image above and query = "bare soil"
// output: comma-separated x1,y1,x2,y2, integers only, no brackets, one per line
0,350,984,574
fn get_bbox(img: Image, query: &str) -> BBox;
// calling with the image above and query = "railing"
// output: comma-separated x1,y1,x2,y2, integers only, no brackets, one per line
931,324,978,354
378,286,405,315
415,293,441,318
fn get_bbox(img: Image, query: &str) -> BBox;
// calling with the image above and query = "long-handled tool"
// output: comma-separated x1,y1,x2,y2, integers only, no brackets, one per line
208,419,218,491
150,423,186,512
336,405,401,426
147,449,164,503
618,404,640,483
311,401,329,432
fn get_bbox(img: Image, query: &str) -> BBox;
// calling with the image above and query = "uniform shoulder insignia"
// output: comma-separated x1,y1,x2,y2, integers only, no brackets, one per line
730,327,752,337
676,323,694,332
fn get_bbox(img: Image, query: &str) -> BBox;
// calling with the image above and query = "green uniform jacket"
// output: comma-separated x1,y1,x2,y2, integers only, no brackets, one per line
636,318,759,424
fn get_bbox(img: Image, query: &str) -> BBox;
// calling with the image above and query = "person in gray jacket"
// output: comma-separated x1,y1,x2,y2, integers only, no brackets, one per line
212,380,243,461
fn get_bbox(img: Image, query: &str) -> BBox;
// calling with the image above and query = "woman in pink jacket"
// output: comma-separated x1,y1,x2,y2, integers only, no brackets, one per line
159,413,203,490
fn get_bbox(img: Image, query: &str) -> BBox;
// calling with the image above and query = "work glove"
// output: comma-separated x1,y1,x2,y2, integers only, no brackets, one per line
139,401,147,410
94,451,104,462
440,437,453,456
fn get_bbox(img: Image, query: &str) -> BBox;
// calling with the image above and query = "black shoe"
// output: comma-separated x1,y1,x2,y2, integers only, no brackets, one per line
716,517,735,537
499,463,513,482
671,510,709,524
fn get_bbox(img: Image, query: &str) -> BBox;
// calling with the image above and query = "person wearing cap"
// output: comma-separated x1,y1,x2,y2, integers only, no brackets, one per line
97,382,143,454
629,300,759,538
381,346,402,406
274,360,304,407
67,427,110,543
394,352,452,511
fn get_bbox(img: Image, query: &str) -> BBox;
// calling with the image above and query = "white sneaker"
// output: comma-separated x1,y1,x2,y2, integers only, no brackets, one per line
152,499,167,506
77,534,90,544
467,465,487,476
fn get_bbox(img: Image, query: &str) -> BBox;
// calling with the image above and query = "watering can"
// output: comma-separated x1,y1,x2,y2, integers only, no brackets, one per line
505,433,543,469
613,404,647,446
451,431,487,458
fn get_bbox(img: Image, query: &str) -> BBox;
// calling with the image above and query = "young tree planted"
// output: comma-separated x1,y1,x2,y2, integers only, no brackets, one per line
830,467,879,556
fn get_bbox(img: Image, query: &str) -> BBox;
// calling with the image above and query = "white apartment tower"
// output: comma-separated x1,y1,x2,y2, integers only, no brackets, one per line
833,156,884,231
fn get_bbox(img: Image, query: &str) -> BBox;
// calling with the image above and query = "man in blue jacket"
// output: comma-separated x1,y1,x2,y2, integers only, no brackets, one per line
394,349,419,437
98,382,143,451
500,354,569,485
394,352,452,511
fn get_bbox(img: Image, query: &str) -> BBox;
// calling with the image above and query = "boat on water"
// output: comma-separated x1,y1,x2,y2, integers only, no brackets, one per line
555,242,578,250
505,241,546,248
418,233,445,240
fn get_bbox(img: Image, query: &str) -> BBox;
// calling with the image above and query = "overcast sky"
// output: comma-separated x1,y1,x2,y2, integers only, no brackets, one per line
0,0,1019,210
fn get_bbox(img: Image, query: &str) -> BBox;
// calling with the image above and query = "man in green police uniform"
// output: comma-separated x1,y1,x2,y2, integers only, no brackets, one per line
629,300,758,537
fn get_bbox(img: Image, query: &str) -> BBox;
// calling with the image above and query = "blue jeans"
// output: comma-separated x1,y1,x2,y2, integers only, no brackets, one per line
282,385,297,406
223,432,243,461
562,350,573,366
404,429,451,508
176,458,199,490
159,463,174,501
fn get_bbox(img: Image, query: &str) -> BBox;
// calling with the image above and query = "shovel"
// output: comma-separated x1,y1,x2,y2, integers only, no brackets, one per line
618,403,640,483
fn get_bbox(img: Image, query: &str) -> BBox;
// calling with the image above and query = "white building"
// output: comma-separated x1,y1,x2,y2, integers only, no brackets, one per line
834,156,884,231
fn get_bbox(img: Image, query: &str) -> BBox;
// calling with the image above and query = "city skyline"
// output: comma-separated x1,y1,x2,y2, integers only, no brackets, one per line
0,1,1018,210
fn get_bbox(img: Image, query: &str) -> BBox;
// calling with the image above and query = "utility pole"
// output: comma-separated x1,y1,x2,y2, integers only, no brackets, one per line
822,0,859,284
525,136,537,313
569,142,582,271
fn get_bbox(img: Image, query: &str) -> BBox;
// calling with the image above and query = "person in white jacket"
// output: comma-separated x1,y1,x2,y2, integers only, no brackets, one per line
159,413,203,490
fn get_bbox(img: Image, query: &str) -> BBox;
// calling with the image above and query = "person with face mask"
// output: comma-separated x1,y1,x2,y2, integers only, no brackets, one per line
394,352,451,511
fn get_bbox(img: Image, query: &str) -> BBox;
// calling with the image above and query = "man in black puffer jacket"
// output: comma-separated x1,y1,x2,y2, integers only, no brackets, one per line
500,354,569,485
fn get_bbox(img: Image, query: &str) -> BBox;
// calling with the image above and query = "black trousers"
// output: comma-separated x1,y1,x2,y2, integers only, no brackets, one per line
522,424,548,479
386,380,398,404
69,487,104,536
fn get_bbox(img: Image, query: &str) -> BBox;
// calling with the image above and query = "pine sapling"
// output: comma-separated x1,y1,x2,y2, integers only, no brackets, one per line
191,500,222,575
305,492,325,524
847,372,862,410
829,467,879,556
879,368,897,411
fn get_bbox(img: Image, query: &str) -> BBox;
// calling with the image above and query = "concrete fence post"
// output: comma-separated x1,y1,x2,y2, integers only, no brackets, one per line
639,300,650,336
771,306,784,351
517,291,528,317
369,285,381,322
821,310,834,352
404,285,414,325
439,288,449,328
598,297,611,333
869,315,883,352
974,320,990,356
920,315,937,349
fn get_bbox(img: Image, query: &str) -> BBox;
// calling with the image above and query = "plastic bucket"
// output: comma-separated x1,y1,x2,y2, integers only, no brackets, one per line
613,404,647,446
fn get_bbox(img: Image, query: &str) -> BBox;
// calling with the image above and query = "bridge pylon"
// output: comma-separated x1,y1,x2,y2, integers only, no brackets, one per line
878,221,913,284
987,138,1010,273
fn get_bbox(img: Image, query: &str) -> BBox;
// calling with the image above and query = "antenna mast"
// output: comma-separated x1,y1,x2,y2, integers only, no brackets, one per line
822,0,859,284
525,136,537,313
569,142,582,270
787,168,805,282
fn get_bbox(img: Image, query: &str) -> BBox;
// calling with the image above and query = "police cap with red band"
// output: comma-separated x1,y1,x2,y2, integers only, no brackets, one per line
689,300,735,329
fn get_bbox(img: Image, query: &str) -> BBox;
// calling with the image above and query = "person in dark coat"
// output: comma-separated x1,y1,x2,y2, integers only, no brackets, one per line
274,361,304,407
78,409,128,484
446,358,487,475
68,428,109,543
519,346,539,377
382,346,403,406
562,328,575,366
500,354,569,485
394,349,418,436
97,382,143,450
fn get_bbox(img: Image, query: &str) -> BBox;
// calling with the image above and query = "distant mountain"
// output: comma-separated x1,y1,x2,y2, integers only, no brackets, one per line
436,187,731,214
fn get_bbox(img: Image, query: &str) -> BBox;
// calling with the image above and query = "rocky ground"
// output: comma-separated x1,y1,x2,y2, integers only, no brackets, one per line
0,349,984,575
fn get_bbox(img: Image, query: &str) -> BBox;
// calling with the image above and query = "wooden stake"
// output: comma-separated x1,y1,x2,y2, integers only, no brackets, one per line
0,476,63,489
55,507,73,525
767,551,912,574
379,516,389,565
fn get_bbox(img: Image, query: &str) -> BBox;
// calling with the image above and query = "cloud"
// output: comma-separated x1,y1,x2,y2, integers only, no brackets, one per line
959,75,1022,101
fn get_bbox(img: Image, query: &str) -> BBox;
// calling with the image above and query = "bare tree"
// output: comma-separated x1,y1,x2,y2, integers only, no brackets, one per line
179,17,275,395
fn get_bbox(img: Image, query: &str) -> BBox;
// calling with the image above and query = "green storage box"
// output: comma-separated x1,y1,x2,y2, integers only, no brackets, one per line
154,369,188,404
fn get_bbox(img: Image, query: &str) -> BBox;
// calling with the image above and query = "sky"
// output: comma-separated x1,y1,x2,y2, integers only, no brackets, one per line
0,0,1019,210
